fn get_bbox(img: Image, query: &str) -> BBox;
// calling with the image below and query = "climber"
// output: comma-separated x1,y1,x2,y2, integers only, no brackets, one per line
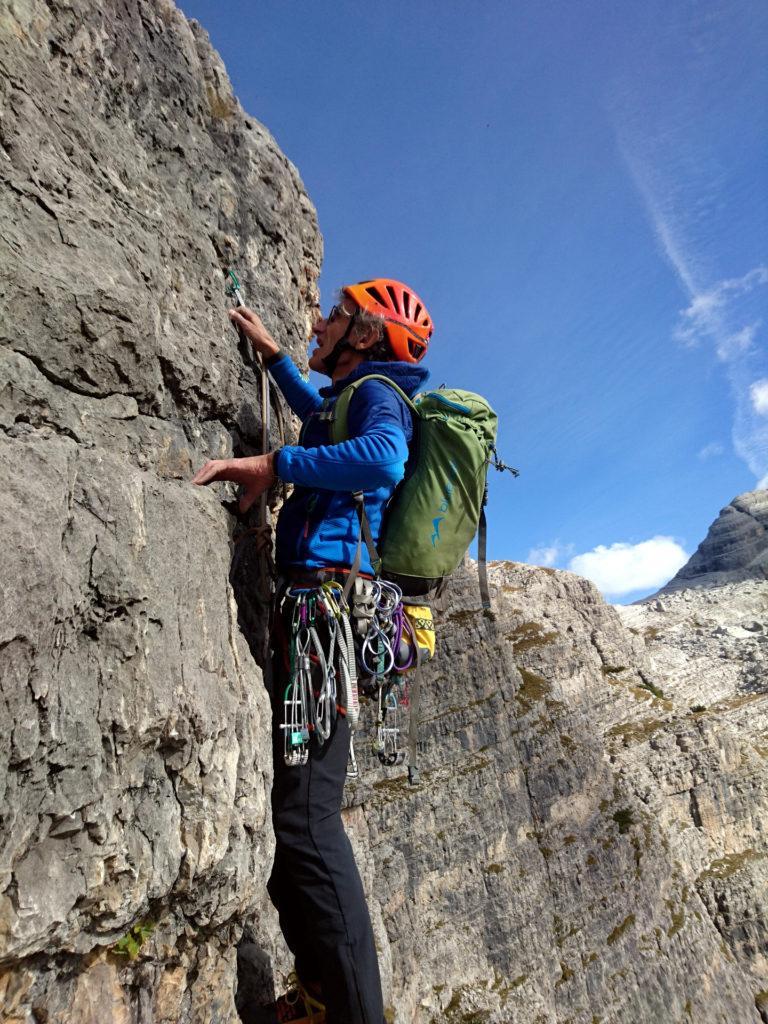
192,279,433,1024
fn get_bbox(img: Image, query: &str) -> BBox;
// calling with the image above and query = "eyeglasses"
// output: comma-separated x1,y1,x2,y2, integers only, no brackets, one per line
327,302,354,324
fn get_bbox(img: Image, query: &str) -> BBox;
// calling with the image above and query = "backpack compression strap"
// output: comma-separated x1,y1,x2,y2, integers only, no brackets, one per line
342,492,381,601
327,375,416,598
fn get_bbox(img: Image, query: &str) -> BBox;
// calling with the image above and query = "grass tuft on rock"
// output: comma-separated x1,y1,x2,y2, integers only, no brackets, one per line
112,920,155,959
515,668,550,712
613,808,636,833
606,914,635,945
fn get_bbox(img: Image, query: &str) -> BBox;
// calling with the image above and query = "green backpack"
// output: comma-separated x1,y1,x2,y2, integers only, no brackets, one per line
328,375,515,608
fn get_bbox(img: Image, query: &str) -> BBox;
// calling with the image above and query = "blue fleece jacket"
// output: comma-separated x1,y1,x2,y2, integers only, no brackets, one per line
269,355,430,574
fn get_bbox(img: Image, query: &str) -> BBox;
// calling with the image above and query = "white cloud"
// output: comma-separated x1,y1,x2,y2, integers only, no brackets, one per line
527,546,558,567
612,24,768,492
750,379,768,416
568,536,689,597
698,442,724,460
526,541,573,567
673,268,767,361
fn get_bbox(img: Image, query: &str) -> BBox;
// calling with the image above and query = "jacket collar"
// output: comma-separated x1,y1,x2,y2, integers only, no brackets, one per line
319,360,430,400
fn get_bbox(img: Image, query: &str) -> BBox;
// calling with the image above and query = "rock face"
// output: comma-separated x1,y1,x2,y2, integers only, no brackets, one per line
2,4,767,1024
0,1,320,1020
339,561,767,1023
614,580,768,1019
661,490,768,591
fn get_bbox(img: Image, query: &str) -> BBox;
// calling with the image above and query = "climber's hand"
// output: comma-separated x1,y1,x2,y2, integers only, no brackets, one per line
192,453,277,513
228,306,280,359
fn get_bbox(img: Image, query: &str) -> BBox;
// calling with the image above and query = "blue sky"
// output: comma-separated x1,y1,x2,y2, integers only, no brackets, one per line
180,0,767,602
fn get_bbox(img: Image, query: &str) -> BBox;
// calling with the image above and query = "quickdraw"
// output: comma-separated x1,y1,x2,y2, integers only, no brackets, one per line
279,584,360,769
351,579,419,769
375,680,406,767
279,577,423,776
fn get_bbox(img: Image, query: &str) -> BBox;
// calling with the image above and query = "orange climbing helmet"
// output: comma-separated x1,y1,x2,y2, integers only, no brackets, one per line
342,278,433,363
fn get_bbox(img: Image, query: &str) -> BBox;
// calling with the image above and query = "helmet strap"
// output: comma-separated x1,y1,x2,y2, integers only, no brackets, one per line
321,312,358,375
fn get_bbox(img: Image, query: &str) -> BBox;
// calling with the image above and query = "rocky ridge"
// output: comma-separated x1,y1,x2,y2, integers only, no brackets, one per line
660,489,768,591
1,3,767,1022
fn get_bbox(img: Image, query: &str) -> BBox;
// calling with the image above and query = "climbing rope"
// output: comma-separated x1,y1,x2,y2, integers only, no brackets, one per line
225,268,287,603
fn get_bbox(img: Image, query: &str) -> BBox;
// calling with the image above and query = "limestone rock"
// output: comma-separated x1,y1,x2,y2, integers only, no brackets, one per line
340,562,766,1022
661,489,768,591
614,575,768,1022
2,2,767,1023
1,0,319,1019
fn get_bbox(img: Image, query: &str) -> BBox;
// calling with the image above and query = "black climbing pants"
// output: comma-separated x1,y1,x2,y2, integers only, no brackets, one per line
266,646,385,1024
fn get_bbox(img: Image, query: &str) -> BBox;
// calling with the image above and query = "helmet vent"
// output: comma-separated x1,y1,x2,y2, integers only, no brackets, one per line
345,278,431,363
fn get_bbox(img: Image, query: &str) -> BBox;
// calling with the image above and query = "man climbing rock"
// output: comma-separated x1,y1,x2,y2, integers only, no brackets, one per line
192,279,433,1023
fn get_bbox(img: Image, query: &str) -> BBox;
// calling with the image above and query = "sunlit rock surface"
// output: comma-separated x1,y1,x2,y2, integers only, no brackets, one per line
0,1,319,1019
660,489,768,591
341,558,766,1022
1,2,766,1022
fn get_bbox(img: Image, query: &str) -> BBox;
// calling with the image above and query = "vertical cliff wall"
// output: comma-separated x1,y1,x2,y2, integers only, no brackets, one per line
0,2,319,1020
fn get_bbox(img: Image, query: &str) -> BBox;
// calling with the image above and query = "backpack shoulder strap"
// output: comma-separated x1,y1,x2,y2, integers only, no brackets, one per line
329,374,419,445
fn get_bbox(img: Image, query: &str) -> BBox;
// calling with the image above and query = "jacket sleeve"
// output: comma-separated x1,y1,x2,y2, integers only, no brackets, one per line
267,353,324,421
276,423,409,491
276,378,411,491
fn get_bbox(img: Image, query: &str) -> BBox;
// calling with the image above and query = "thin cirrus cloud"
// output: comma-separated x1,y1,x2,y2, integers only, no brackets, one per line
673,267,768,362
612,10,767,489
672,265,768,485
619,134,768,485
750,379,768,416
698,441,724,461
568,536,689,598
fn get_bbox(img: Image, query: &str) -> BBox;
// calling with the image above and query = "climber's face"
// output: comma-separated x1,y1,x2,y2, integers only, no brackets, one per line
308,299,357,373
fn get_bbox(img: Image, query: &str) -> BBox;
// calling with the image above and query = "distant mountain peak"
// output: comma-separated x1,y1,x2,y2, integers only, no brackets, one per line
658,488,768,593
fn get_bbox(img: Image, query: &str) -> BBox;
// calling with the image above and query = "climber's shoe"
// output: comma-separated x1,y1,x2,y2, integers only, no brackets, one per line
251,972,325,1024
